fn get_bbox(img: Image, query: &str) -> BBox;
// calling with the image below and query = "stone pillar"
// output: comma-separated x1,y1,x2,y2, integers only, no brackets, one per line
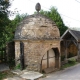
15,41,20,65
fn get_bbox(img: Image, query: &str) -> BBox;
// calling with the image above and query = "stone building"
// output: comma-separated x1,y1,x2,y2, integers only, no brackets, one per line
14,4,60,73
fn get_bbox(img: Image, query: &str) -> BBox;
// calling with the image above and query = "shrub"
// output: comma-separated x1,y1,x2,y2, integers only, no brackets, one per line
14,63,21,69
61,58,78,69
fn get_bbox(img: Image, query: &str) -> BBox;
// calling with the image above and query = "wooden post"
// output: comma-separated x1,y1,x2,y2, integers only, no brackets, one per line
64,40,68,63
20,41,24,70
77,43,80,62
47,51,49,68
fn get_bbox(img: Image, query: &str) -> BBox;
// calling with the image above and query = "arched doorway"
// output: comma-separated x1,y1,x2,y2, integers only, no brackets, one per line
41,48,59,73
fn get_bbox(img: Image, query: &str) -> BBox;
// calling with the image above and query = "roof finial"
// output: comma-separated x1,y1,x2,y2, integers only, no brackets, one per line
35,3,41,13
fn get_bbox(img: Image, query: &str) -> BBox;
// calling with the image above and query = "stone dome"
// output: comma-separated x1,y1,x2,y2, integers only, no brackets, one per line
14,14,60,40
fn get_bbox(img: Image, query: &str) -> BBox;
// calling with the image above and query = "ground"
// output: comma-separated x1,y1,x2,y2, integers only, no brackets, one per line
39,63,80,80
1,63,80,80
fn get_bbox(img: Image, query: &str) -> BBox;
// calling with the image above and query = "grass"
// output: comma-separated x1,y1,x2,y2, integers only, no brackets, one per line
0,71,15,80
61,59,78,69
14,63,21,70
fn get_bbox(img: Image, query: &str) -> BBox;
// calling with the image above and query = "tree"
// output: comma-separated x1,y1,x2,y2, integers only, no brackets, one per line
40,7,68,36
4,14,28,42
0,0,10,27
0,0,11,48
0,0,10,14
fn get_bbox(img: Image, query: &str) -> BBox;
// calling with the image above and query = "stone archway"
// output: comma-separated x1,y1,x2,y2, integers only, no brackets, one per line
41,48,59,73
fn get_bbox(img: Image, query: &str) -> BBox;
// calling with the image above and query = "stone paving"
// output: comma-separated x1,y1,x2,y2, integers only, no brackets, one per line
4,70,43,80
20,71,43,80
3,76,24,80
0,63,43,80
2,63,80,80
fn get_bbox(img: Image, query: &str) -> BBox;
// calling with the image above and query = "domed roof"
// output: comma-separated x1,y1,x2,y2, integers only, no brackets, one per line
14,14,60,40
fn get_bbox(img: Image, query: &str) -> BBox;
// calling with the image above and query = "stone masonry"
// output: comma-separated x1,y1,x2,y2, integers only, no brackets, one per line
14,13,60,72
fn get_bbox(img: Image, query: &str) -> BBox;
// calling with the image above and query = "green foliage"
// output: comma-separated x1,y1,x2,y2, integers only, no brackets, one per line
0,72,7,80
0,71,15,80
68,59,76,64
0,14,27,48
61,59,78,69
0,1,28,65
0,0,11,48
11,13,28,30
0,0,10,16
14,63,21,70
0,0,10,29
40,7,68,36
0,12,27,64
8,14,28,41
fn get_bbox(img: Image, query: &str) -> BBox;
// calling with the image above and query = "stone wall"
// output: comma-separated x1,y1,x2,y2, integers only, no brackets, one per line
14,14,60,72
15,41,20,65
15,14,60,40
15,40,60,71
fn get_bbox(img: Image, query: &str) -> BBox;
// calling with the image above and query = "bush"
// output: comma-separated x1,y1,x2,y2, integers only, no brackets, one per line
68,59,76,64
14,63,21,70
61,58,78,69
0,71,15,80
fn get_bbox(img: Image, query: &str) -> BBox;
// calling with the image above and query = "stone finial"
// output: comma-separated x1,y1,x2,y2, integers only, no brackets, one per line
35,3,41,12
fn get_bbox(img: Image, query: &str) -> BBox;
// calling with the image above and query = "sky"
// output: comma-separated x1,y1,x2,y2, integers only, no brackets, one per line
9,0,80,29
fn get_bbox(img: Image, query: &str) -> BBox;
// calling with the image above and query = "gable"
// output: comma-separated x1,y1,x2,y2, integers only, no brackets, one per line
61,29,80,42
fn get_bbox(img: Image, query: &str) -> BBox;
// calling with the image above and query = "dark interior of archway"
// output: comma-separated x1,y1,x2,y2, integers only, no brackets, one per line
52,48,59,68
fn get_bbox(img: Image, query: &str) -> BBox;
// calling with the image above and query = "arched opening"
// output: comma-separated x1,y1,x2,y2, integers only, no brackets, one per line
41,48,59,73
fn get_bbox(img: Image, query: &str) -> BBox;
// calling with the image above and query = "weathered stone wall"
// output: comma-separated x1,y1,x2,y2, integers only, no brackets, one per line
15,40,60,71
14,14,60,72
15,41,20,65
15,14,60,40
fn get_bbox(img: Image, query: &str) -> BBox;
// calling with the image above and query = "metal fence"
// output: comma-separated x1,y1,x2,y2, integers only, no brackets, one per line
0,48,7,63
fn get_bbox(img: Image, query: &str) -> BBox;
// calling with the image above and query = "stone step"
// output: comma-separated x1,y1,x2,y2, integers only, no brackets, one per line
3,76,26,80
20,71,43,80
43,67,58,73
